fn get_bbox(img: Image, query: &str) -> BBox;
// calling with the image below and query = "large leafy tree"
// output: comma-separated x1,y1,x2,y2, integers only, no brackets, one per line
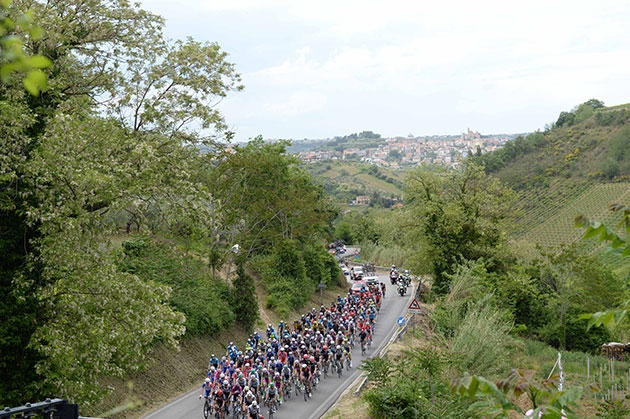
403,163,514,294
204,138,337,262
1,0,242,406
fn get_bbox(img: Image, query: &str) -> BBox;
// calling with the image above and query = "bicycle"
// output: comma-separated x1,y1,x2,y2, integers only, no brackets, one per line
336,359,343,378
301,377,310,402
283,379,292,400
231,398,242,419
361,340,367,356
322,359,329,378
203,397,212,419
214,403,226,419
266,397,277,419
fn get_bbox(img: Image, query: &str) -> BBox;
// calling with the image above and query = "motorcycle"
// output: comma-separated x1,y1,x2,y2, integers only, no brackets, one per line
389,271,398,285
398,283,406,297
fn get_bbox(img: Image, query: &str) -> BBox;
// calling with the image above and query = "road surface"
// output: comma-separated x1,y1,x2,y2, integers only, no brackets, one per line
143,272,412,419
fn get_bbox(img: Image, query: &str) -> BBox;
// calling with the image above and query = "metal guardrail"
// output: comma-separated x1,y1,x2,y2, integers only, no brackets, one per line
0,398,100,419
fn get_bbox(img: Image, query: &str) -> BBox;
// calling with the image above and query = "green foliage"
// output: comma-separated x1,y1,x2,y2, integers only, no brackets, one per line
555,99,605,129
0,0,51,94
117,239,234,336
1,0,247,406
451,369,584,418
601,127,630,179
472,131,546,173
363,355,473,419
207,138,337,257
273,239,306,280
404,163,515,294
531,244,623,350
230,265,259,331
576,204,630,330
303,243,342,287
449,299,516,375
596,399,630,418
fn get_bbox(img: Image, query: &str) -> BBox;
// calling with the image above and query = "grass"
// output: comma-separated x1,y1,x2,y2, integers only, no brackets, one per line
513,338,630,411
306,160,406,200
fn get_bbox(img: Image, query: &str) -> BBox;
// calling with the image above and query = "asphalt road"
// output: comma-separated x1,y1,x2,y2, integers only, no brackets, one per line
143,272,412,419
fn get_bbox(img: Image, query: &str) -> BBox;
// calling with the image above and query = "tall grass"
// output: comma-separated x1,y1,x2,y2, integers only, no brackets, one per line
358,242,407,267
450,300,516,375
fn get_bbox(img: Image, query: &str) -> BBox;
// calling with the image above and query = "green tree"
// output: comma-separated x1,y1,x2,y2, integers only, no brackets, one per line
1,0,242,406
403,163,514,294
230,265,259,331
206,138,336,258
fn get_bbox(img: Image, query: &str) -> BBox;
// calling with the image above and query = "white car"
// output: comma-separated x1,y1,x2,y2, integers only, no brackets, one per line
342,266,350,276
364,273,379,285
350,266,364,280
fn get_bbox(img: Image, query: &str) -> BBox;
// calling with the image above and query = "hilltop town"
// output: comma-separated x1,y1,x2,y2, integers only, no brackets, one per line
292,129,520,168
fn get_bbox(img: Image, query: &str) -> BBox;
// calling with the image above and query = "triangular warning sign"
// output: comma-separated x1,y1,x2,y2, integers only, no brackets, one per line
408,299,421,310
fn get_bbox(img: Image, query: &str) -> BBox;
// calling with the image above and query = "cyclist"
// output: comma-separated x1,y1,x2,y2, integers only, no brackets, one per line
343,339,352,368
214,389,227,419
334,345,344,372
230,380,243,413
266,382,279,412
242,389,256,413
300,361,312,397
247,400,260,419
273,372,283,404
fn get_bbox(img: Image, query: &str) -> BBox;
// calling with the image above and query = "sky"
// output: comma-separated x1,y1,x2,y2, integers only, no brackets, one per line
141,0,630,141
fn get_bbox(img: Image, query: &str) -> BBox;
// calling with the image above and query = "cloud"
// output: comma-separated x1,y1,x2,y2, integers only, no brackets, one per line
141,0,630,139
262,91,327,117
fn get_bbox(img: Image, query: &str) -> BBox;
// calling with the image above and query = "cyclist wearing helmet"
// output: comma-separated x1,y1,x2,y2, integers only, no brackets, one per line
242,389,256,412
266,382,278,410
214,389,227,418
200,377,212,399
300,361,312,397
247,400,260,419
273,371,283,403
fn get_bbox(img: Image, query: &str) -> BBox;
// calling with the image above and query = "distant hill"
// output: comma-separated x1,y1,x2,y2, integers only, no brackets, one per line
304,160,406,206
474,101,630,273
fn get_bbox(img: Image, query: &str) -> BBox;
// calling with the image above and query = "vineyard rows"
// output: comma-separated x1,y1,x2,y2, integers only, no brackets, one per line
515,183,630,253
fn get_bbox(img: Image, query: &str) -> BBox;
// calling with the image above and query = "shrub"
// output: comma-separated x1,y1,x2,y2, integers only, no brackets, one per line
118,239,235,336
230,265,258,331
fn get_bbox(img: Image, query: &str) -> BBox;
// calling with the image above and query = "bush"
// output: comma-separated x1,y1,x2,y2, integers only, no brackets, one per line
264,275,314,318
230,265,258,331
118,239,235,336
250,240,323,317
362,362,473,419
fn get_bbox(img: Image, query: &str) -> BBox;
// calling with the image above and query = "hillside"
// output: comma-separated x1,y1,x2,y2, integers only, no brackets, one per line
476,101,630,270
305,160,406,206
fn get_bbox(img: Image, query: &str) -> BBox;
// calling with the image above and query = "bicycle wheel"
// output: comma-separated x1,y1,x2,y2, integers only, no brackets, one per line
203,399,210,419
304,384,308,402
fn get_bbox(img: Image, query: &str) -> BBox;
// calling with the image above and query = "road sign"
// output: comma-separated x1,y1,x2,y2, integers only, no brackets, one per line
317,281,326,289
397,316,406,326
408,298,422,313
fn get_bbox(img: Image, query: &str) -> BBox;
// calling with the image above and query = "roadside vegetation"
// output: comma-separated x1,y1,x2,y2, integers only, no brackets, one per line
336,102,630,417
0,0,338,411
